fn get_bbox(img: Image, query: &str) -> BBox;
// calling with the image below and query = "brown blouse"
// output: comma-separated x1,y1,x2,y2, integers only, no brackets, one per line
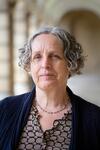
18,104,72,150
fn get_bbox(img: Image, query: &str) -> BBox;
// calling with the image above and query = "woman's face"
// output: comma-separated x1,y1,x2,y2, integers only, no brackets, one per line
30,34,69,90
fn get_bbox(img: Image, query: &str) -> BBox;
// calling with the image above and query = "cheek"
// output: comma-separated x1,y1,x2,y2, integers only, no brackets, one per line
62,66,69,78
30,65,36,77
30,64,40,80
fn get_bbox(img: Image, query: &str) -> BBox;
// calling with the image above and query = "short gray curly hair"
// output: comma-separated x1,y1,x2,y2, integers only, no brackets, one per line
18,26,85,77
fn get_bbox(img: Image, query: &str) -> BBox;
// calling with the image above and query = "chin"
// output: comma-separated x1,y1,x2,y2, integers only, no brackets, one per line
38,82,56,90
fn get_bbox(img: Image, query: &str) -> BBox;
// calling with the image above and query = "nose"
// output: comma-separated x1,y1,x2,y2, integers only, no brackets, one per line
41,57,51,68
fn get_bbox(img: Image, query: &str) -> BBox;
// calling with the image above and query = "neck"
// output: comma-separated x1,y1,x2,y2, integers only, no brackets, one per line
35,86,69,109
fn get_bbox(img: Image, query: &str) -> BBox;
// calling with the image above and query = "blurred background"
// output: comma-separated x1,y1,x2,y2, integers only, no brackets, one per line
0,0,100,106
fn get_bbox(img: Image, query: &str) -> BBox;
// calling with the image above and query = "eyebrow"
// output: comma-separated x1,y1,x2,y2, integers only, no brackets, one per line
32,50,41,54
32,49,63,54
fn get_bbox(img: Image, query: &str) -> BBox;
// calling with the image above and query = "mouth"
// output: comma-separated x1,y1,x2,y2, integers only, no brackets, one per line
39,75,54,78
40,73,55,76
39,74,56,80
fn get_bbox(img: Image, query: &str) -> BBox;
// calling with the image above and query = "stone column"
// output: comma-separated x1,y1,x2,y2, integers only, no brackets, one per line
0,2,10,99
13,0,30,95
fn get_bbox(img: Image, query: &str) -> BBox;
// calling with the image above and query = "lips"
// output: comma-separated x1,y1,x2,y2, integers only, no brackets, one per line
39,74,55,77
39,73,56,80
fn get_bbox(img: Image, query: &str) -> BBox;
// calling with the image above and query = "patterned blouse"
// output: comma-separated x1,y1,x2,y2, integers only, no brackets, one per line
18,103,72,150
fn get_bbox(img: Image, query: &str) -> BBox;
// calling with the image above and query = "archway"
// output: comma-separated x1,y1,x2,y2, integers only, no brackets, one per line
58,10,100,105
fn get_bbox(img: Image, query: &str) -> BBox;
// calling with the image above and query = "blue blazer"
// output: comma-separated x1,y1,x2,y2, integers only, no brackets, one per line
0,86,100,150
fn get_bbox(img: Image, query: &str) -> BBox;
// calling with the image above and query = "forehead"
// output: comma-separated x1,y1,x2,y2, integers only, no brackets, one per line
31,33,63,51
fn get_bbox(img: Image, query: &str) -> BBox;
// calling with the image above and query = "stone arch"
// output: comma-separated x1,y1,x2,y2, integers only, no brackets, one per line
58,10,100,74
44,0,100,24
53,9,100,104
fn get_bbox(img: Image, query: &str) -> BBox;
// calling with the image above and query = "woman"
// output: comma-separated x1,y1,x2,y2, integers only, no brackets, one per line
0,26,100,150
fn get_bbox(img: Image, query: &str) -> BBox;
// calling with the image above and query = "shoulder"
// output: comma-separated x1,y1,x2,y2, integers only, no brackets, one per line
72,93,100,126
74,95,100,137
0,92,31,110
68,87,100,113
74,94,100,112
0,86,36,115
68,86,100,117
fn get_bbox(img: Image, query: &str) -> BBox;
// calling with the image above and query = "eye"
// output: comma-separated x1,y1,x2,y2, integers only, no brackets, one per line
50,54,62,60
34,54,41,59
32,54,42,62
54,55,61,58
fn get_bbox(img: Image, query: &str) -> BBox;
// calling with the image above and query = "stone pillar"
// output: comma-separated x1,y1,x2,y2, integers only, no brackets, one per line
0,3,10,99
28,13,37,37
13,0,30,95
